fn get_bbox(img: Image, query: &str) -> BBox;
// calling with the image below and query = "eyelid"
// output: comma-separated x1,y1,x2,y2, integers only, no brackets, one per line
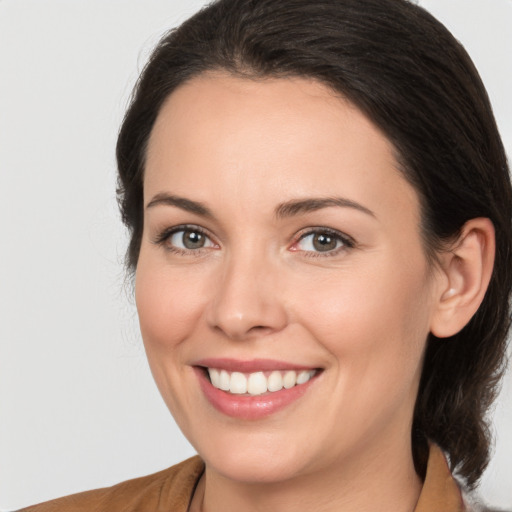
152,224,219,253
290,227,355,255
151,224,354,256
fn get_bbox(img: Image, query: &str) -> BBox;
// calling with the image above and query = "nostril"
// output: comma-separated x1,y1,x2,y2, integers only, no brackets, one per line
248,325,275,336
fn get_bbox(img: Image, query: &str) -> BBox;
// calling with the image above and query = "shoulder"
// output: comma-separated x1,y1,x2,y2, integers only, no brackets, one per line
418,444,509,512
17,456,204,512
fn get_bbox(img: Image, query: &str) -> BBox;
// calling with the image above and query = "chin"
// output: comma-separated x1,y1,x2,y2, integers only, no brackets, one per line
192,428,315,484
208,450,309,484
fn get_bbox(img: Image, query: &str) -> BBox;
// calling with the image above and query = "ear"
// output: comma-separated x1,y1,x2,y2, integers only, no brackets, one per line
430,218,495,338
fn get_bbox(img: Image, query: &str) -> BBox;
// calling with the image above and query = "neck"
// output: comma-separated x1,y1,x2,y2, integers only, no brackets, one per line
192,437,422,512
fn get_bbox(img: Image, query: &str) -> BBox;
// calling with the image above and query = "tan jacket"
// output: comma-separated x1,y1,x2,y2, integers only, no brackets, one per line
19,445,469,511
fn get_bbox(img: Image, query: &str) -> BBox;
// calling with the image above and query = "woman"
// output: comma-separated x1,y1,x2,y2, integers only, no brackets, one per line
21,0,511,510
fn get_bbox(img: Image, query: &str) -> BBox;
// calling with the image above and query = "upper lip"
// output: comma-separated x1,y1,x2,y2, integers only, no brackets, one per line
193,358,319,373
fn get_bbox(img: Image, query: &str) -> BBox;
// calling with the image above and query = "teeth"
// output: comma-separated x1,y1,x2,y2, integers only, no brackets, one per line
207,368,316,396
219,370,230,391
283,370,297,389
296,370,311,385
230,372,247,394
267,370,284,392
247,372,267,395
209,368,220,388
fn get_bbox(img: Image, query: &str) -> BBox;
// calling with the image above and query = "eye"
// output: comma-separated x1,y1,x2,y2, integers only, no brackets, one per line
292,228,354,255
170,229,214,250
154,225,217,253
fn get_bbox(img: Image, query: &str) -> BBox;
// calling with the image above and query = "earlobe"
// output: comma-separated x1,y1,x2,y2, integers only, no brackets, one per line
430,218,495,338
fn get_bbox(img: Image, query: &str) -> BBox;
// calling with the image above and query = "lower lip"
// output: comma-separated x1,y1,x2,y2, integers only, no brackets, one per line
195,367,318,420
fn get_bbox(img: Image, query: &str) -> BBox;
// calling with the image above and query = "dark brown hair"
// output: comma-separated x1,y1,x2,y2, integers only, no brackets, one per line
116,0,512,488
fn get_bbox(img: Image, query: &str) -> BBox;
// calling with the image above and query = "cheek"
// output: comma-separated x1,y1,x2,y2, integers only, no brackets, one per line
134,256,210,354
291,257,432,368
134,255,213,426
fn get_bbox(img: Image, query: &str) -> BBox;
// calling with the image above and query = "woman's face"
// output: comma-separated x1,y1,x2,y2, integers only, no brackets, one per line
136,74,441,483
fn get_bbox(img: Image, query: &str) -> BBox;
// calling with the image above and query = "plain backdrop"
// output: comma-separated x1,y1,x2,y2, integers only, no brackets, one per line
0,0,511,510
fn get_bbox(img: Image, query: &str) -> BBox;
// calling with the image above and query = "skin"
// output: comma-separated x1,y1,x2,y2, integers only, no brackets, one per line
135,73,480,511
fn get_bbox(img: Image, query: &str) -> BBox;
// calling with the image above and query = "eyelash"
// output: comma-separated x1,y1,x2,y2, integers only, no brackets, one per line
152,225,218,256
291,227,355,258
152,225,355,257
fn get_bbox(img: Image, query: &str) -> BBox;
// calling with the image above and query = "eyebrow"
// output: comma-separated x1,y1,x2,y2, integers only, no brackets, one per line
145,193,375,219
275,197,375,219
146,193,213,218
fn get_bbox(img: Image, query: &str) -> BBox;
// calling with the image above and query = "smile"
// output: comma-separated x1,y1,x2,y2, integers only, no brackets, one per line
207,368,317,396
193,359,321,420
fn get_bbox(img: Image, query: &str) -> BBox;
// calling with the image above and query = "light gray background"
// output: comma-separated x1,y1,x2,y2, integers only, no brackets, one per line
0,0,511,510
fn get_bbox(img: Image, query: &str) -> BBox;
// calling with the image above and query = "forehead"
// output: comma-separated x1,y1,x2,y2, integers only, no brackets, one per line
147,73,389,169
144,73,419,225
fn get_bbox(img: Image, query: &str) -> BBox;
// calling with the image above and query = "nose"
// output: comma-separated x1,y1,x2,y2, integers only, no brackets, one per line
205,251,288,340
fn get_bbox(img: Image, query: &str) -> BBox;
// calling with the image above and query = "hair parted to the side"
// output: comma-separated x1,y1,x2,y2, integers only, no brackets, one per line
116,0,512,488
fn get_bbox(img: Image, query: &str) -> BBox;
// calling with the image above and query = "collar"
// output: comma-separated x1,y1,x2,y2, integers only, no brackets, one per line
414,444,465,511
186,444,466,512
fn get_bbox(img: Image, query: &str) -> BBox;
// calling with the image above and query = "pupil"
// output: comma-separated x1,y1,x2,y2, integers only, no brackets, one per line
183,231,205,249
313,233,337,251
